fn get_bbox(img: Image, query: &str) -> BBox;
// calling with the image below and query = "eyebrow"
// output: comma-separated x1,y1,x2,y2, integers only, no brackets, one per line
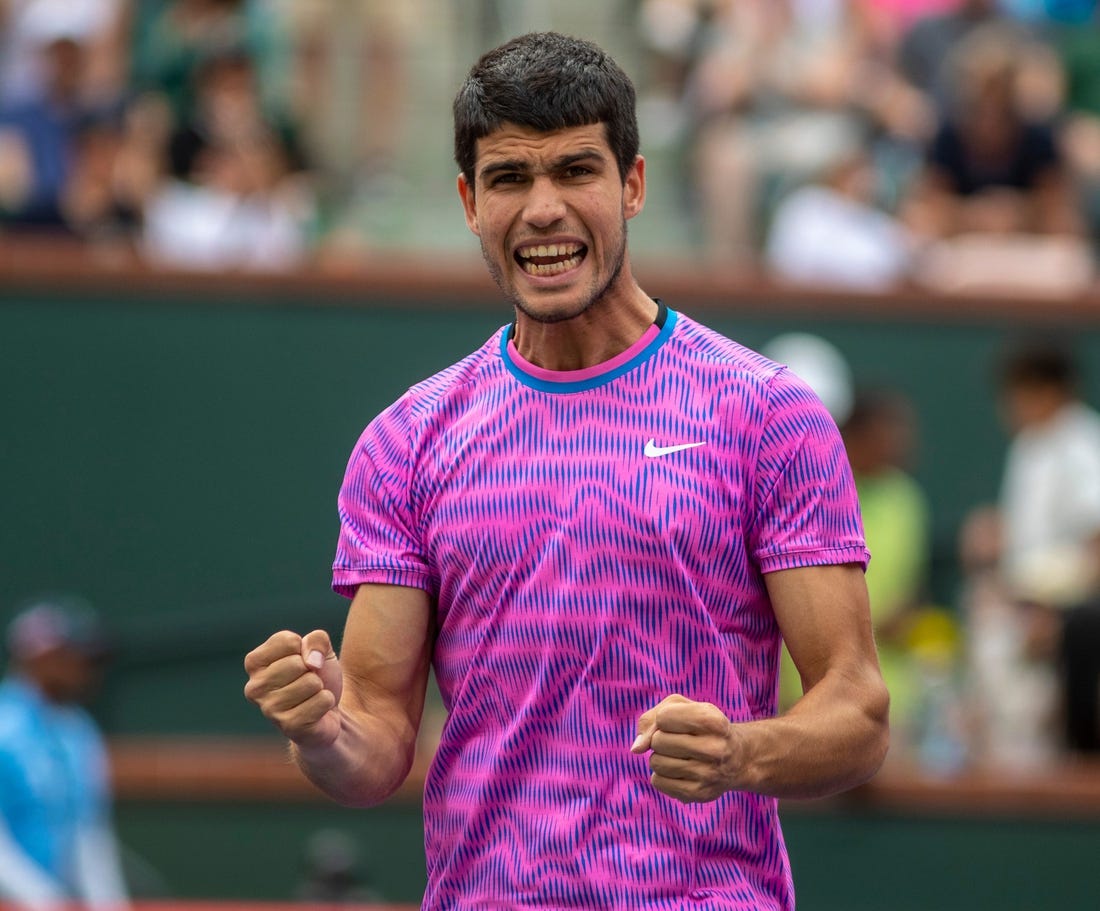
478,148,608,182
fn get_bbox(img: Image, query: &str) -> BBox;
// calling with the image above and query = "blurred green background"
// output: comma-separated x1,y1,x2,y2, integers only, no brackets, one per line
3,282,1099,907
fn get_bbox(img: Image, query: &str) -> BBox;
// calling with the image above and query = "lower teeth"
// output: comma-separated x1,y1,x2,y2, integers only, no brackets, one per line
525,257,580,275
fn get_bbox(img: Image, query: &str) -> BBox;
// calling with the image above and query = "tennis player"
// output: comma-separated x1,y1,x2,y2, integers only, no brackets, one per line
245,32,889,910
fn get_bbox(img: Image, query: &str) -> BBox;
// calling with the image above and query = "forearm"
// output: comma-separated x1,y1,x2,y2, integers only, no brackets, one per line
732,664,890,800
291,698,419,807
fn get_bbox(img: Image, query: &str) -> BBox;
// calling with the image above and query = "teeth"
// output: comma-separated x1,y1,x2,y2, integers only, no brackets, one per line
519,243,581,260
523,255,582,276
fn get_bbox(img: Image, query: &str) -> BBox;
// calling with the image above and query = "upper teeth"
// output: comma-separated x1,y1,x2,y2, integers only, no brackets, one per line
520,243,581,259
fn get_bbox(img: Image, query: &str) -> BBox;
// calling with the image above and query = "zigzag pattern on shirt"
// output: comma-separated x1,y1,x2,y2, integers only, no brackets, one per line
333,310,867,909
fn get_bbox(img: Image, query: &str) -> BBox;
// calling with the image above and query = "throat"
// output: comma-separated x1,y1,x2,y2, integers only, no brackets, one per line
510,297,662,371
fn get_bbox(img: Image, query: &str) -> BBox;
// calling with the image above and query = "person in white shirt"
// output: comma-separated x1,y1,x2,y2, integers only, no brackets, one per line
997,341,1100,754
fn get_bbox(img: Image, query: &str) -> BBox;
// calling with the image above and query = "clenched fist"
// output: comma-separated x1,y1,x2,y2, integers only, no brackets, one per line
243,629,343,749
632,694,743,803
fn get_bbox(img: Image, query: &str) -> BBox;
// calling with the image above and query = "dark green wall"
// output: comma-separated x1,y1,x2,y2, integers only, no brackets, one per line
6,286,1100,907
112,796,1100,909
3,288,1099,734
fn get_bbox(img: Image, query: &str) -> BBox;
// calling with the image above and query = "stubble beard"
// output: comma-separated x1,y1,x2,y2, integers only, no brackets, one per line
481,220,629,325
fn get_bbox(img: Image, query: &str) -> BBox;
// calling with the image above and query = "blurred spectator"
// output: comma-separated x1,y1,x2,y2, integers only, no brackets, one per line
961,340,1100,763
636,0,712,150
840,389,934,744
765,147,916,290
129,0,289,130
281,0,417,185
0,27,108,230
0,0,128,108
679,0,862,263
999,342,1100,757
1044,3,1100,252
142,48,314,270
900,23,1093,294
856,0,965,51
164,47,303,182
0,596,129,908
896,0,1020,113
679,0,931,265
959,504,1062,768
61,93,171,250
296,828,382,903
285,0,432,267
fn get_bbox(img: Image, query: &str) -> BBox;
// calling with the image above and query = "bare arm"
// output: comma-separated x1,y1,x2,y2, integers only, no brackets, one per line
243,582,434,806
634,563,889,802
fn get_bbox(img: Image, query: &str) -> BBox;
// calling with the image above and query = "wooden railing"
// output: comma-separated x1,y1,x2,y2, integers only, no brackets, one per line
107,735,1100,818
4,234,1100,325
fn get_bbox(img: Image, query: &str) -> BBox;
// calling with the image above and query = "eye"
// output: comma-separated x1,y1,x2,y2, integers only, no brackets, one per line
563,165,593,179
490,172,524,187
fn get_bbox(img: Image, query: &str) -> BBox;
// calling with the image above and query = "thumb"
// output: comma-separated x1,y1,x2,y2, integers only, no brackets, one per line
632,708,658,753
301,629,334,669
301,629,342,700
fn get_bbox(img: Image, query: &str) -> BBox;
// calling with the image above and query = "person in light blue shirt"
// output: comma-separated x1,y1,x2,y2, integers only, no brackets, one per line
0,597,128,908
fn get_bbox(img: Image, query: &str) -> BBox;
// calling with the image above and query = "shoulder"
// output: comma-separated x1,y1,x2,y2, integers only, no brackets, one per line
54,704,107,754
1060,402,1100,449
0,679,34,730
668,311,784,387
0,682,42,764
669,311,829,426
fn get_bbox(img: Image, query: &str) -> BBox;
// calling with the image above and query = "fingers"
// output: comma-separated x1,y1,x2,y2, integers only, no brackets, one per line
633,694,723,749
243,629,341,747
632,693,690,752
633,695,735,804
244,629,303,676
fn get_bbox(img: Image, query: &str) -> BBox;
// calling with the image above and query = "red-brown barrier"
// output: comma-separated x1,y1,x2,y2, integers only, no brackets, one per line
0,904,418,911
106,736,1100,817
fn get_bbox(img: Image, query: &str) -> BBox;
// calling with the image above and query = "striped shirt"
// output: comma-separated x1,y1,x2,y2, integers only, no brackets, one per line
334,306,868,909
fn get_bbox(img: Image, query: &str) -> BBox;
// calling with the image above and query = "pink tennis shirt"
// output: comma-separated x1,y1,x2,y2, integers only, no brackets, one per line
333,305,869,910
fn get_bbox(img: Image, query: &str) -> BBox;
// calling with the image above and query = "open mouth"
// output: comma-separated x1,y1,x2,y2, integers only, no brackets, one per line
514,242,587,277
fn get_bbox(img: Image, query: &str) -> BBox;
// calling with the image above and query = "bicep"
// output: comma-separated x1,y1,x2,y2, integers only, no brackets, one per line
767,563,878,693
338,583,434,729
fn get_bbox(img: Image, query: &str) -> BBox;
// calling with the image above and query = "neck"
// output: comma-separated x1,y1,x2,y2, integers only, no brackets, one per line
512,279,657,372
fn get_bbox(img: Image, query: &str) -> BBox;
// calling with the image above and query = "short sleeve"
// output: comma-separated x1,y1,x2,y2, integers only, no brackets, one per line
331,396,438,598
749,369,869,573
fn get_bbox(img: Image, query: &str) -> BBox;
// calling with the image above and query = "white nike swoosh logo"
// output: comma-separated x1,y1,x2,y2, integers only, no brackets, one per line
644,438,707,458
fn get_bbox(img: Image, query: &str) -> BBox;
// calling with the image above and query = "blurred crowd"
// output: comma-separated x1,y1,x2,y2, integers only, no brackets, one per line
769,331,1100,776
0,0,415,271
637,0,1100,293
4,0,1100,288
0,0,1098,773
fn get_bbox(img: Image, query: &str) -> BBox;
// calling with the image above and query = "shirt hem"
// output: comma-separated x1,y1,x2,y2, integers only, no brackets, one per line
757,544,870,574
331,567,436,598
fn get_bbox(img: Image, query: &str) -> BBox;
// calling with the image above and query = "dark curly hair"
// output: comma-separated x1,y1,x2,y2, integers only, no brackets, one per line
453,32,640,188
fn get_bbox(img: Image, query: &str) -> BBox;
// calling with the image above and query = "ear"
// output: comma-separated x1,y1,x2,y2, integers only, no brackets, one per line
622,155,646,222
457,172,480,236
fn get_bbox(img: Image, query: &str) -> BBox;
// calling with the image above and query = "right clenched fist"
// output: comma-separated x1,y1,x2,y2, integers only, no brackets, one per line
243,629,343,749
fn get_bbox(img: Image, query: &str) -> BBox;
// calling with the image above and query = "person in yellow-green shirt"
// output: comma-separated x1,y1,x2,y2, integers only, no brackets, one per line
781,389,932,746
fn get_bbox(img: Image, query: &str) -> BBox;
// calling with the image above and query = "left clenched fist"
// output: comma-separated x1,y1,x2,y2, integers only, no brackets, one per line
632,694,741,803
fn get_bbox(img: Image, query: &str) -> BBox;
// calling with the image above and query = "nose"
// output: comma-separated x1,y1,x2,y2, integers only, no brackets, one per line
521,175,567,228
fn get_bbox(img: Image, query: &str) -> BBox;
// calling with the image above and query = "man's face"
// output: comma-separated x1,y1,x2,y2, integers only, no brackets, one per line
33,646,103,704
457,122,645,324
1000,382,1066,434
